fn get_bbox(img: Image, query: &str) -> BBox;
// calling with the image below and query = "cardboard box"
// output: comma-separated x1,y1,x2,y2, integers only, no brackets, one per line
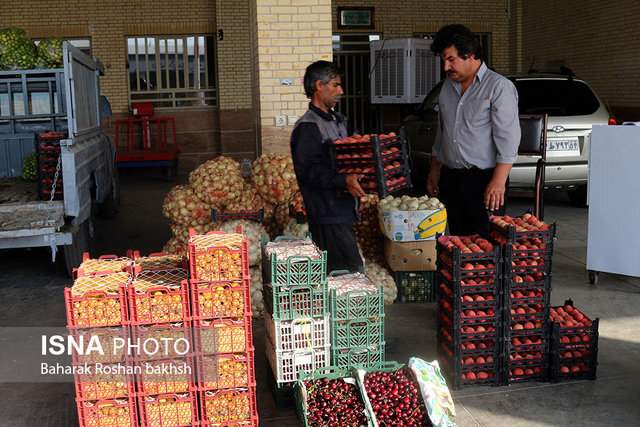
379,208,447,242
384,239,437,271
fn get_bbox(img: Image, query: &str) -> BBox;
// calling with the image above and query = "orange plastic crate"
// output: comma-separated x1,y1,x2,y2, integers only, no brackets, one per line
138,392,197,427
76,397,138,427
187,229,249,282
128,269,190,325
65,271,131,328
195,350,256,391
190,280,251,320
198,387,258,427
193,317,253,355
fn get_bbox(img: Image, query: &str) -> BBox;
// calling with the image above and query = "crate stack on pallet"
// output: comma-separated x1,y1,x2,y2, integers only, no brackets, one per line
330,131,412,197
436,235,503,389
262,237,330,406
327,271,385,369
65,254,138,427
490,214,556,384
37,131,66,200
188,228,258,426
549,299,599,381
127,251,196,427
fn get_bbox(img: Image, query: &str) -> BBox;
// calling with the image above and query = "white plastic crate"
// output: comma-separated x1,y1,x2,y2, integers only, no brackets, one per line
264,311,329,352
266,335,330,384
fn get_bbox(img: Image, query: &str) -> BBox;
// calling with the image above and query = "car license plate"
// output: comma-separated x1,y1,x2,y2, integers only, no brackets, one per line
547,137,580,157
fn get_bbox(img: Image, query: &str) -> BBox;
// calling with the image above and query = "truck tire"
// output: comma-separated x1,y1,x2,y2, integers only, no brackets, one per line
568,185,587,207
62,220,92,277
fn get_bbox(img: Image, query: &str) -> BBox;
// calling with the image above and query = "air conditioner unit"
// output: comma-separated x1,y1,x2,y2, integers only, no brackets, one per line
370,38,441,104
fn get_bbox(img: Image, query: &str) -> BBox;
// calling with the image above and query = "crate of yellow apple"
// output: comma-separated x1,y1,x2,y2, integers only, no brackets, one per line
128,268,189,324
65,271,130,328
138,393,195,427
195,318,249,354
188,230,248,282
196,353,253,390
191,281,249,319
200,388,256,425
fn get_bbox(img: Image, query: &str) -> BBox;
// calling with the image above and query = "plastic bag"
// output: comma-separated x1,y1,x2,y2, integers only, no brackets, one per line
408,357,456,427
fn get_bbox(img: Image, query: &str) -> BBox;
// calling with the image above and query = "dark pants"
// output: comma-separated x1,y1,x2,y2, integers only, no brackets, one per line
308,223,364,273
439,166,506,237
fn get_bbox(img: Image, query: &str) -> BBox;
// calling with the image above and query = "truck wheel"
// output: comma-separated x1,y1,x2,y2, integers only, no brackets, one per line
62,220,92,277
568,185,587,207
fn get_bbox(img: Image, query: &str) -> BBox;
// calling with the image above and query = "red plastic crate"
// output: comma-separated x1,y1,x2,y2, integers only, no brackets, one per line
135,357,195,397
75,363,136,401
195,350,256,391
190,279,251,321
65,271,131,329
130,321,193,362
74,253,133,278
137,391,198,427
198,387,258,427
69,327,129,365
187,228,250,282
193,317,253,355
127,269,190,325
76,397,138,427
128,250,187,272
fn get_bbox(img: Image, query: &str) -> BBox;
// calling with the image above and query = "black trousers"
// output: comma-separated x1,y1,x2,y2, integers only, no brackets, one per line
439,166,506,237
308,223,364,273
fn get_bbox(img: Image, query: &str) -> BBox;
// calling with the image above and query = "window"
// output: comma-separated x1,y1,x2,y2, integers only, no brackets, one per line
127,35,217,109
513,79,601,116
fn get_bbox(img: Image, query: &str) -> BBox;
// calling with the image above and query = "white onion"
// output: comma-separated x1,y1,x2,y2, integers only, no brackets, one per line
252,154,299,205
364,260,397,305
162,185,212,226
189,156,245,208
250,265,264,318
283,219,309,238
219,220,269,266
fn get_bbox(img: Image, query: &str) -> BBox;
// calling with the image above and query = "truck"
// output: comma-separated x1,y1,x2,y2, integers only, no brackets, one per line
0,42,117,275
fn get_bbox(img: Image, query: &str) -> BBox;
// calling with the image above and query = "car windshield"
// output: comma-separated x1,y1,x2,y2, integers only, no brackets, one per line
513,79,601,116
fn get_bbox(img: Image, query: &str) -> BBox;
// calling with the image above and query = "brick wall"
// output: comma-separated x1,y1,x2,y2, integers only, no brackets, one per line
520,0,640,121
254,0,334,153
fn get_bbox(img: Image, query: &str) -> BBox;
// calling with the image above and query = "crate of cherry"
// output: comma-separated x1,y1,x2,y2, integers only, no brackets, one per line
549,300,599,382
36,131,66,201
330,131,412,198
436,235,502,389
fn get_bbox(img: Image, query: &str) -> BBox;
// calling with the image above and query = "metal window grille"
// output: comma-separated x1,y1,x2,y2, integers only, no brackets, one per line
127,35,217,109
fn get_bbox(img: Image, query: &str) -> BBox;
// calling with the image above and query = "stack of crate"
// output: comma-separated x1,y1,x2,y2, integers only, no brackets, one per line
64,254,138,427
188,228,258,427
36,131,66,201
490,214,556,384
435,235,503,389
127,251,196,427
327,271,385,369
262,237,330,404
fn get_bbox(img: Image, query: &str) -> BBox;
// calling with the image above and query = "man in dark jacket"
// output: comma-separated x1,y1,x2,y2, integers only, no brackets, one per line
290,60,365,272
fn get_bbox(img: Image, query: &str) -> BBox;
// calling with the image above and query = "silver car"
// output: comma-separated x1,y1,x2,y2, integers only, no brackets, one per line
403,72,614,206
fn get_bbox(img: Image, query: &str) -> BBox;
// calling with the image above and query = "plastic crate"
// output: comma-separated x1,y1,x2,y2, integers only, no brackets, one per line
198,387,259,427
295,366,375,427
211,208,265,223
436,249,502,283
265,358,295,408
263,282,328,321
506,362,549,384
75,253,133,277
394,271,436,303
130,322,193,362
128,250,187,272
65,271,131,329
331,343,385,370
70,327,129,365
190,279,251,320
75,362,135,401
489,215,557,243
128,269,190,325
76,397,138,427
188,229,250,282
137,392,197,427
331,317,384,349
265,311,329,352
262,237,328,287
266,336,330,384
504,245,553,277
193,317,253,355
135,357,194,395
436,235,501,262
195,350,256,390
36,132,64,201
437,343,501,389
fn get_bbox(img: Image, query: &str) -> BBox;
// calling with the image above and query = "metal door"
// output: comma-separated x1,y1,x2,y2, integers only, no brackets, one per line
332,34,381,134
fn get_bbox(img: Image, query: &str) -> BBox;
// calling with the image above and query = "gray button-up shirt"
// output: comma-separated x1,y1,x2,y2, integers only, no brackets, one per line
432,62,520,169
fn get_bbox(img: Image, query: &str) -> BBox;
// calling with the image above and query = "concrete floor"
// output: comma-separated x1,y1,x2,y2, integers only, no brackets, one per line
1,169,639,427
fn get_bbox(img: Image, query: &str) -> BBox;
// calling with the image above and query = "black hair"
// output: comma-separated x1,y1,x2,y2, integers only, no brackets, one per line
303,60,342,98
430,24,482,60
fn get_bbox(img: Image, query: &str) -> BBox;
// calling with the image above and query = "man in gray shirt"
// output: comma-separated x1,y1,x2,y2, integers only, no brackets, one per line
427,24,520,236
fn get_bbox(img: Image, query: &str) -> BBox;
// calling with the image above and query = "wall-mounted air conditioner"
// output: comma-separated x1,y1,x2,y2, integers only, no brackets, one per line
370,38,441,104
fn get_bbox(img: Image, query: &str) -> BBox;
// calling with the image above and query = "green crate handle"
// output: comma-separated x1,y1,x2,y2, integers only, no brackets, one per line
297,365,351,382
328,270,352,277
360,360,405,373
274,235,311,242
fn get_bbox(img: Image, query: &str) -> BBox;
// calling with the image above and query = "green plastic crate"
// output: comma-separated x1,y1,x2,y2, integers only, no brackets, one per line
264,282,328,321
331,317,385,349
328,271,384,321
332,343,386,370
394,271,436,302
295,366,375,427
262,236,328,286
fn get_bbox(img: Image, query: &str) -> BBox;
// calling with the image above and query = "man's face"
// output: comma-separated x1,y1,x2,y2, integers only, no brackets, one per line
441,46,476,82
315,76,343,110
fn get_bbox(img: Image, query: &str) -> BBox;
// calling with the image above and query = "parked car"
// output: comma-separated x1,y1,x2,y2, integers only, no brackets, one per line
403,71,614,206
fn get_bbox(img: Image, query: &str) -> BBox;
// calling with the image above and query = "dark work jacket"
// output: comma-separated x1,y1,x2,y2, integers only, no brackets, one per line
290,103,358,225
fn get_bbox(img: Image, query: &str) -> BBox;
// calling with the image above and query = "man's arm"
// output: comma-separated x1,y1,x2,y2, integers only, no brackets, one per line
291,123,364,197
486,80,521,210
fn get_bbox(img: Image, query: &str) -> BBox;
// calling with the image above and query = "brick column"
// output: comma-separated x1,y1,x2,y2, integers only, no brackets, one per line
253,0,333,154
